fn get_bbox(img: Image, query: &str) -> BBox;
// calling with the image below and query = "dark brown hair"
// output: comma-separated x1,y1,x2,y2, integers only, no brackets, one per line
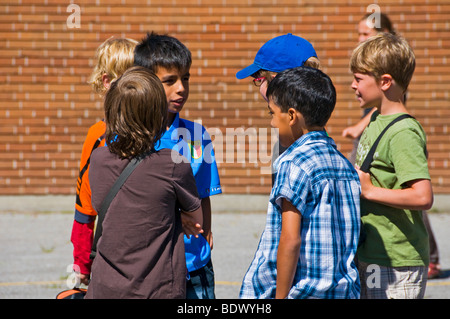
134,31,192,73
104,66,168,159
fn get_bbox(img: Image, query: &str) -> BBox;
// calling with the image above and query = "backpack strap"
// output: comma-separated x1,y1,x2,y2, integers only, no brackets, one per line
90,151,153,260
360,114,414,173
75,135,104,207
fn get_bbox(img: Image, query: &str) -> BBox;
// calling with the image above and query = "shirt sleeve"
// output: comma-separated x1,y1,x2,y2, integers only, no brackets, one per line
389,128,430,187
70,219,95,274
193,127,222,198
172,158,202,213
271,160,312,217
75,121,105,220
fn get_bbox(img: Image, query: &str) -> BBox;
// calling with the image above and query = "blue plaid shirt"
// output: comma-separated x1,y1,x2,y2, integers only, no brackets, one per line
239,131,361,299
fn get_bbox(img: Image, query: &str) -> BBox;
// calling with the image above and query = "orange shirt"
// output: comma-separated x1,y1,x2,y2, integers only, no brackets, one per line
75,120,106,221
71,120,106,274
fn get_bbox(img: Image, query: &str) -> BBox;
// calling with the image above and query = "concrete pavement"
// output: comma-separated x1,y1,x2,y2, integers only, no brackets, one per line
0,196,449,299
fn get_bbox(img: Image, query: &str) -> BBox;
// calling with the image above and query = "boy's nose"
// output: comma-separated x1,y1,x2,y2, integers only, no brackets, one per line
176,80,186,93
270,119,276,129
351,80,357,90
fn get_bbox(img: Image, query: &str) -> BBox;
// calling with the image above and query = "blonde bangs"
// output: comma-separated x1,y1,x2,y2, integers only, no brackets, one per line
350,40,379,77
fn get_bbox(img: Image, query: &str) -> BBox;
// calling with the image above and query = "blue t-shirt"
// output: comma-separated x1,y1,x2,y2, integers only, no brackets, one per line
155,113,222,272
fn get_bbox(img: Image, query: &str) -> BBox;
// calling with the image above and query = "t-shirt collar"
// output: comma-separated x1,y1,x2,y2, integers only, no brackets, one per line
273,130,331,168
164,113,181,141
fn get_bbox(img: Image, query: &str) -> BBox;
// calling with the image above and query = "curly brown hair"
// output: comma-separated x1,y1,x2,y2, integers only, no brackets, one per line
104,66,168,159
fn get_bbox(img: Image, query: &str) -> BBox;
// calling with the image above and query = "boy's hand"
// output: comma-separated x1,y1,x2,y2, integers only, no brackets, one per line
204,231,214,249
181,209,204,239
342,125,361,139
355,165,373,200
78,273,90,286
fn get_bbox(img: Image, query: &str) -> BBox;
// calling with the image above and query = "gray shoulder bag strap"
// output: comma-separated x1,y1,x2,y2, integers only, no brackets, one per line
90,151,153,260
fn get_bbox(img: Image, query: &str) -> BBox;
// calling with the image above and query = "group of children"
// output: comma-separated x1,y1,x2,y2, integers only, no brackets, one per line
72,33,220,299
70,15,434,299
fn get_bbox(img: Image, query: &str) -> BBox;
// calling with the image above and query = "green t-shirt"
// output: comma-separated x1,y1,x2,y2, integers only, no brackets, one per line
355,111,430,267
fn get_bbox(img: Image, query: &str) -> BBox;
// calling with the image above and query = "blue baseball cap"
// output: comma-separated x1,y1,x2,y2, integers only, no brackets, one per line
236,33,317,80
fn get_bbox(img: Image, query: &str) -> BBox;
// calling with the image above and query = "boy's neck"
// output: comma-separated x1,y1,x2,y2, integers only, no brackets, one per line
305,126,326,134
291,126,325,145
376,93,408,116
166,112,177,130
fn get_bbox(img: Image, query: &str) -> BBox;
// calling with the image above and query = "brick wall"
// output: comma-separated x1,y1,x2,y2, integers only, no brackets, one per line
1,0,449,195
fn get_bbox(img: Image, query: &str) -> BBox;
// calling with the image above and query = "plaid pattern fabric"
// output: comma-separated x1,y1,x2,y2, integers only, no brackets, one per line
239,131,361,299
358,261,427,299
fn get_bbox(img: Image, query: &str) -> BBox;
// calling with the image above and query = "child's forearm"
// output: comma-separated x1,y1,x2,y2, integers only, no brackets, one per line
360,108,375,127
276,199,302,299
357,167,433,211
276,235,301,299
362,179,433,211
201,197,214,248
201,197,211,236
342,108,375,139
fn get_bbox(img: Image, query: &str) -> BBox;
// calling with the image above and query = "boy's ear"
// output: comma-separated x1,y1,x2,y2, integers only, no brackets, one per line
380,74,393,91
288,108,297,125
102,73,112,89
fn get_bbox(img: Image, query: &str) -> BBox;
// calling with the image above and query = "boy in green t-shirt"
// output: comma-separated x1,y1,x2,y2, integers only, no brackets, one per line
351,33,433,299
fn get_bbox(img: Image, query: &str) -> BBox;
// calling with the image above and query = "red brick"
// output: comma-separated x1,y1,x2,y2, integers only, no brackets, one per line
0,0,449,194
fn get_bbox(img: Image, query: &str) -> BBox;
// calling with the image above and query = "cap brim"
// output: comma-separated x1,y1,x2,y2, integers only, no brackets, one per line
236,63,261,80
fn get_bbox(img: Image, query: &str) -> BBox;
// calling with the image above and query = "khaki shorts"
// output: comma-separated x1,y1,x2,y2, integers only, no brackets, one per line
358,261,427,299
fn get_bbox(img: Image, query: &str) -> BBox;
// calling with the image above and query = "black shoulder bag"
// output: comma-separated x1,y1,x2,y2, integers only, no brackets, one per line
90,152,152,260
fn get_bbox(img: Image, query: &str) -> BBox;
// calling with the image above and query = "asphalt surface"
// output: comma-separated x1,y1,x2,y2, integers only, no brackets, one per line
1,210,449,299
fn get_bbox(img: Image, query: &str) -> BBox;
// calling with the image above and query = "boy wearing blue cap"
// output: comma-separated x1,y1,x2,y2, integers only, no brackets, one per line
236,34,321,182
239,66,361,299
236,33,320,102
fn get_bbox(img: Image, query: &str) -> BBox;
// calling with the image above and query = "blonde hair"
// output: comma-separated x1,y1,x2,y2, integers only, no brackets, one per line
88,37,138,96
350,33,415,92
258,56,322,84
303,56,321,70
